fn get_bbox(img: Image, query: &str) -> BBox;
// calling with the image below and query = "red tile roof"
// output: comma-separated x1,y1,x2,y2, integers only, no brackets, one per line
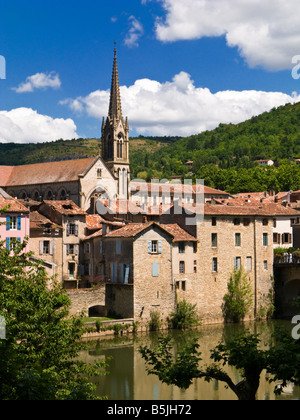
105,222,197,242
0,157,97,187
30,211,62,229
42,200,87,215
200,202,300,216
0,196,29,213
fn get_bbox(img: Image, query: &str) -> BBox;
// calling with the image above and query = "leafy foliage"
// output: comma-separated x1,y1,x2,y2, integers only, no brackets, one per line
169,300,199,330
222,269,253,323
0,235,108,400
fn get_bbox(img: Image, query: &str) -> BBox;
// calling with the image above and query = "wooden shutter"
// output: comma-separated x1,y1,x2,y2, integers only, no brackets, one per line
50,241,54,256
39,241,43,255
152,262,159,277
125,265,130,284
17,216,21,231
6,238,10,250
158,241,162,254
6,216,11,231
148,241,152,254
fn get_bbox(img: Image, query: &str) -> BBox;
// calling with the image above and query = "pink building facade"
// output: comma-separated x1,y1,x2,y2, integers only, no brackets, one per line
0,193,30,252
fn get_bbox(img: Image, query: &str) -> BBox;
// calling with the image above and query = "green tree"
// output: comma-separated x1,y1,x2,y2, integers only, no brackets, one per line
0,237,108,400
222,268,253,323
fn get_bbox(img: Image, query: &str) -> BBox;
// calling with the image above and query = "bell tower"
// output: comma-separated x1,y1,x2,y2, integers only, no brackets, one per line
101,45,130,199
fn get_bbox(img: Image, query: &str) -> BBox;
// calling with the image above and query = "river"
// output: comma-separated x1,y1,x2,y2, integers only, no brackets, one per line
80,320,300,401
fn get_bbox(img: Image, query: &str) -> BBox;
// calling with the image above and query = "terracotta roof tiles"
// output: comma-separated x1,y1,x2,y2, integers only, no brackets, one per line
0,157,97,187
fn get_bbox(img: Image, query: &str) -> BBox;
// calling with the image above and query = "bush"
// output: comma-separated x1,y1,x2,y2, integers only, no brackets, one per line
169,300,199,330
149,311,161,331
223,269,253,323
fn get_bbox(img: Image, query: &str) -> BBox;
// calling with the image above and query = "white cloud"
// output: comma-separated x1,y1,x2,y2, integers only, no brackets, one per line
12,72,61,93
60,71,300,136
0,108,78,143
124,16,144,48
155,0,300,71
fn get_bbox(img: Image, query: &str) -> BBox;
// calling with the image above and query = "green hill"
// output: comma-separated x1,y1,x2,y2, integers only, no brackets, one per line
2,102,300,193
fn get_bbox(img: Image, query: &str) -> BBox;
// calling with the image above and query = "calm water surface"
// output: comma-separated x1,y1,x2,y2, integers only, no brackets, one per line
80,320,300,401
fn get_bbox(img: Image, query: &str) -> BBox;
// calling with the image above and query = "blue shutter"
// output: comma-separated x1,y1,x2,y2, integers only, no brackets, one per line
125,265,130,284
17,216,21,231
6,238,10,250
148,241,152,254
6,216,11,231
17,237,21,244
152,262,159,277
158,241,162,254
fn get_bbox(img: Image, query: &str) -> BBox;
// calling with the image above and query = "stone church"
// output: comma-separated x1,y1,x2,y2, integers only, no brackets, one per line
0,47,130,212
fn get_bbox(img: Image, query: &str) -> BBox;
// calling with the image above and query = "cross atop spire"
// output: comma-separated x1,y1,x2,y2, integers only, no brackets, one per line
109,43,122,120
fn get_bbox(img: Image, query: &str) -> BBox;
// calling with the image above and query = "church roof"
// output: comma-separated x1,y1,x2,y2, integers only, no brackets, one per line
0,157,98,187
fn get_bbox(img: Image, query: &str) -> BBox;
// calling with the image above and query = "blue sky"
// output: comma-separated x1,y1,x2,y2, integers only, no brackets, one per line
1,0,300,143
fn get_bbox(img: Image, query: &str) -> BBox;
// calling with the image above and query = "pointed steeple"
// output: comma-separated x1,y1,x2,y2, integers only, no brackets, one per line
109,44,122,120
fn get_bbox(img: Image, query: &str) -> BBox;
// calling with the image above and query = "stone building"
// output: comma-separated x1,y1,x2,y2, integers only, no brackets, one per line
36,200,87,288
81,222,197,324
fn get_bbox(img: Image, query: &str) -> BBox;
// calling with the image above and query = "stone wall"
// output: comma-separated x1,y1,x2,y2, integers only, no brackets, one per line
66,285,106,317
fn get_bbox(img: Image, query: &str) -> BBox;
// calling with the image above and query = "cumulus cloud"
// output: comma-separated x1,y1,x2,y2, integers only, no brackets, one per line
155,0,300,71
12,72,61,93
124,16,144,48
0,108,78,143
60,71,300,136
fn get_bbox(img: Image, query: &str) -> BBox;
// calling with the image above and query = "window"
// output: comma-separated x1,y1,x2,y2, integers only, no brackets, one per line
211,233,218,248
273,219,277,228
111,263,117,283
43,241,50,255
212,217,217,226
235,233,241,247
116,240,122,255
263,233,268,247
273,233,280,244
233,218,240,226
68,262,76,279
234,257,241,270
178,242,185,254
84,243,90,254
247,256,252,271
193,242,197,254
194,260,197,273
97,168,102,179
152,262,159,277
179,261,185,274
39,240,54,256
282,233,292,244
6,216,21,231
212,258,218,273
148,240,162,254
243,218,250,227
6,237,21,251
67,244,78,256
67,223,78,237
262,219,269,226
264,260,268,271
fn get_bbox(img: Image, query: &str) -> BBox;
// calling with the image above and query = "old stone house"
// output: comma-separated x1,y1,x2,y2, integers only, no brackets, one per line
36,200,87,288
80,222,197,323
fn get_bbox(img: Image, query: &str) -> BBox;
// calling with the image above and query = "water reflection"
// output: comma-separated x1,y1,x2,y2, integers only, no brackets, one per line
80,321,300,401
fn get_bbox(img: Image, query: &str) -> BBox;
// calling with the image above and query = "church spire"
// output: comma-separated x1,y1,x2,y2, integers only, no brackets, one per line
109,44,122,120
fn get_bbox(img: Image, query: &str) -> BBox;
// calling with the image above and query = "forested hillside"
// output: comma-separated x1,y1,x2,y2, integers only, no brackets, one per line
2,102,300,194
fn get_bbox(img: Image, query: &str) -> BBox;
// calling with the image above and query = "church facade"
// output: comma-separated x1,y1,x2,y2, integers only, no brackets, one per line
0,47,129,211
